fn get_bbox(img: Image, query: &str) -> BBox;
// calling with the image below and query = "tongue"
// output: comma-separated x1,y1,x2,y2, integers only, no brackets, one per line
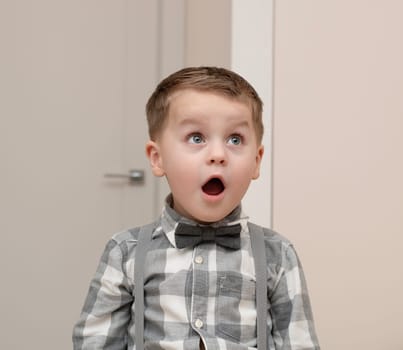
202,178,224,195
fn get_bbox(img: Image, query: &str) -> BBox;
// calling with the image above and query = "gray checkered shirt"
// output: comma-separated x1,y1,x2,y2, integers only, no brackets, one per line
73,201,320,349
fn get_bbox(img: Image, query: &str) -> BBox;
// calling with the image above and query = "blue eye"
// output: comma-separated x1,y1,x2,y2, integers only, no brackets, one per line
228,135,242,145
188,133,204,144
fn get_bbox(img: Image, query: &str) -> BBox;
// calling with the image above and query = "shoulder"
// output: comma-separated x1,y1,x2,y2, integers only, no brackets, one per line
107,220,159,259
247,222,295,265
111,226,140,244
111,220,158,243
248,222,292,247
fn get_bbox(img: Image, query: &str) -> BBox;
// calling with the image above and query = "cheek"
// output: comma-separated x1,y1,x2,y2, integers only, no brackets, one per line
242,155,260,175
165,161,197,186
232,161,259,188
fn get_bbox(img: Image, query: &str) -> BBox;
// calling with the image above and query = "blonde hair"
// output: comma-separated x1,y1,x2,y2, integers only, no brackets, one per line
146,66,264,142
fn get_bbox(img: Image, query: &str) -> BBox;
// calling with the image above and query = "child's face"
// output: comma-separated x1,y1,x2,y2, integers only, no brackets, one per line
146,89,264,223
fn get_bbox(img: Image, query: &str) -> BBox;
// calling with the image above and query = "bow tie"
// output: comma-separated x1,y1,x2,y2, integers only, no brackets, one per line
175,222,242,250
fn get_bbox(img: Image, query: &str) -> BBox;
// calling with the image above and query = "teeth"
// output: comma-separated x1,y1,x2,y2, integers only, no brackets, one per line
202,178,224,195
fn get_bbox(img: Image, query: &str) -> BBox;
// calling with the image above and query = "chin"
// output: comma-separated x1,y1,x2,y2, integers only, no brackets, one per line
193,210,230,224
196,217,224,224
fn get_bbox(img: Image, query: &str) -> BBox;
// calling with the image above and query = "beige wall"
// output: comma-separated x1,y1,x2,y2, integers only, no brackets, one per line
273,1,403,349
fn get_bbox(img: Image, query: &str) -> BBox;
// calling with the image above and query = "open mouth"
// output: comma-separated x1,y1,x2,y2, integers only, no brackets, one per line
202,177,225,196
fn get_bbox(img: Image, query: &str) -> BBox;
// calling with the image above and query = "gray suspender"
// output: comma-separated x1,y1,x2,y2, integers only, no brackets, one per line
248,222,268,350
133,222,268,349
133,222,155,350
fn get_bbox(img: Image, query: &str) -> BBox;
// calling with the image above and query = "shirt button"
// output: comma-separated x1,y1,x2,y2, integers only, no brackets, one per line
195,318,204,329
194,255,204,264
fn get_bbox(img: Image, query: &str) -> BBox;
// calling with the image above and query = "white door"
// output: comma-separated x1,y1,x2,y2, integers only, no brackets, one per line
0,1,174,349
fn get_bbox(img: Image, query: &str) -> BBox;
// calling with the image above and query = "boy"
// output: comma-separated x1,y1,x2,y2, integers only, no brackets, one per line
73,67,320,349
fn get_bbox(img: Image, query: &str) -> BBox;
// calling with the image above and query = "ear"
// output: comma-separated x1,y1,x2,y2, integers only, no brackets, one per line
252,145,264,180
145,140,165,177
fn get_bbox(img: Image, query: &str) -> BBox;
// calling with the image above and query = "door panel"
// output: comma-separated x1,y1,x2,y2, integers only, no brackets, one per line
0,1,159,348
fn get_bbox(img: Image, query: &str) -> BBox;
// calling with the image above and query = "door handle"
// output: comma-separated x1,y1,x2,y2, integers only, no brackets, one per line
104,169,145,183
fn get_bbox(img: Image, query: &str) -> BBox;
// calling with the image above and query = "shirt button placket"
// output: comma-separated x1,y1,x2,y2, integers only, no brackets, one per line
191,248,208,346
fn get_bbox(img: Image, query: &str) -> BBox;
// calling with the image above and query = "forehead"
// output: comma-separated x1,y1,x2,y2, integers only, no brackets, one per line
167,89,253,122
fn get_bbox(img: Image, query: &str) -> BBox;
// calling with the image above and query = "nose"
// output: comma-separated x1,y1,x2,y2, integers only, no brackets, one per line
207,141,227,165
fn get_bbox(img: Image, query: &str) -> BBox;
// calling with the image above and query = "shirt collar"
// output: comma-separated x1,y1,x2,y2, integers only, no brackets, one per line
157,194,249,248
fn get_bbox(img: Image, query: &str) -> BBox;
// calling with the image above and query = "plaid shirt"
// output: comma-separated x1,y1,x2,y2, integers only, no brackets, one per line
73,199,320,349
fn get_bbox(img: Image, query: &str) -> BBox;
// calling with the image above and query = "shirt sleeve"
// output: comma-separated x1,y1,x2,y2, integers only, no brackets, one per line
72,238,134,350
269,243,321,350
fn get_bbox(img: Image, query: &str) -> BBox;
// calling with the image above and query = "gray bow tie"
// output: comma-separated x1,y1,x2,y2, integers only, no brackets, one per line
175,222,242,249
